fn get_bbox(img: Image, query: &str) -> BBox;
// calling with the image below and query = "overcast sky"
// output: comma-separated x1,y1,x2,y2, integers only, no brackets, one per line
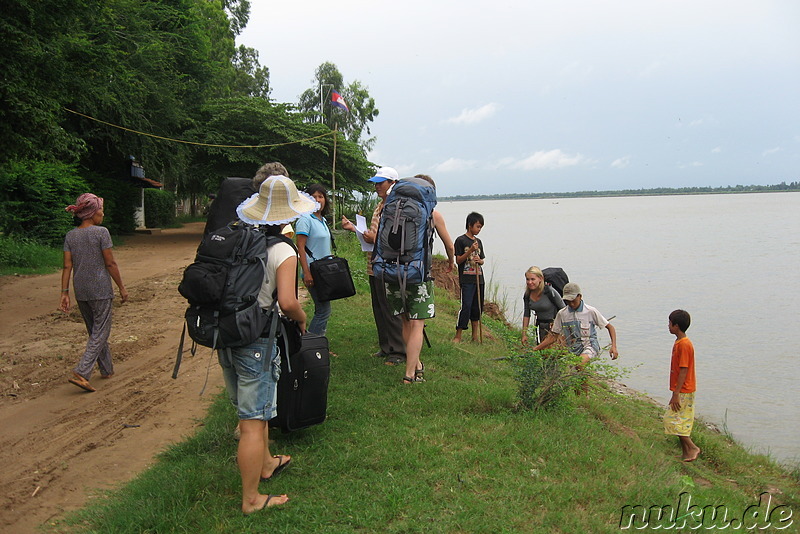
238,0,799,196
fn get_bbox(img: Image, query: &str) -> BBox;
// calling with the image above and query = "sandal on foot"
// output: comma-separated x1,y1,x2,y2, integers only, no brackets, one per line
260,455,291,482
402,375,425,384
243,494,288,515
68,373,96,392
415,362,425,379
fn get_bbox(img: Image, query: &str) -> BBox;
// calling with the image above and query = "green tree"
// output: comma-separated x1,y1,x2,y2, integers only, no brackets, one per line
230,45,271,98
298,62,380,153
184,96,373,205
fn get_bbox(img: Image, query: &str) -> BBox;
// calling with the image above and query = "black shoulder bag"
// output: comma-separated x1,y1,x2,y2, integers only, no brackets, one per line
306,230,356,302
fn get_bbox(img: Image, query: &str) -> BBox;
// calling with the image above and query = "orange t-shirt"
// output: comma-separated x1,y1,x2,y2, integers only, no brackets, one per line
669,337,696,393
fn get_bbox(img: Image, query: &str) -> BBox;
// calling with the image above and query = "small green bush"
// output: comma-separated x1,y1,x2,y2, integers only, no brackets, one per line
510,347,584,411
144,189,177,228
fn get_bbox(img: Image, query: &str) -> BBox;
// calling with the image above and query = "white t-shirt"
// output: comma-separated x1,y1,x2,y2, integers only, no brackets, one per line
551,302,609,356
257,241,296,310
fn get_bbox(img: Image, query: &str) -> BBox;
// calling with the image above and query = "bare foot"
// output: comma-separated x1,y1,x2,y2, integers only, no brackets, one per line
242,494,288,514
683,447,701,462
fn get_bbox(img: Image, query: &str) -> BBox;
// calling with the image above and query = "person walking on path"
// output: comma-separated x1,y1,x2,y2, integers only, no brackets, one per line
60,193,128,392
296,183,334,335
453,212,486,343
341,167,407,365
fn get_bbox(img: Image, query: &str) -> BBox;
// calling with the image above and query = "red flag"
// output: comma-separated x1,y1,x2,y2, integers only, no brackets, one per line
331,90,349,112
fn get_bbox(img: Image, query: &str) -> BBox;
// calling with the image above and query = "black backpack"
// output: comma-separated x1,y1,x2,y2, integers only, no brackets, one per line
178,221,275,350
203,177,255,235
542,267,569,296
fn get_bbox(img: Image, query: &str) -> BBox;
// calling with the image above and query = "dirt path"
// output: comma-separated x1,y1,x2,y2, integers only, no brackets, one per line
0,223,225,533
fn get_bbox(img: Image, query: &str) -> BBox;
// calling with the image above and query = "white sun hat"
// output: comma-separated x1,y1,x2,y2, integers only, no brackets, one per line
236,175,319,225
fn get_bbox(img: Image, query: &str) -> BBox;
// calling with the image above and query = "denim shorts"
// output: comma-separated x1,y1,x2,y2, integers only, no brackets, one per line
218,336,281,421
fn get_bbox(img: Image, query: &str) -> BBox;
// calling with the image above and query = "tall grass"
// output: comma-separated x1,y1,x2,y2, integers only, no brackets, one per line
0,235,62,275
50,231,800,533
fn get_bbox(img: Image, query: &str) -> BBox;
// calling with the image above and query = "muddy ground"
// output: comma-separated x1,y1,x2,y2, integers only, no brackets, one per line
0,223,225,533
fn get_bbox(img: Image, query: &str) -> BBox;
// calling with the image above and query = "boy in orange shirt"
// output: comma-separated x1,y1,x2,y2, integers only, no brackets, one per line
664,309,701,462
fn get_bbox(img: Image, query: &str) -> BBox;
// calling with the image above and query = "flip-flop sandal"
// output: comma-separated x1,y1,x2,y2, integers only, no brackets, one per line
260,455,291,482
68,377,96,392
243,494,288,515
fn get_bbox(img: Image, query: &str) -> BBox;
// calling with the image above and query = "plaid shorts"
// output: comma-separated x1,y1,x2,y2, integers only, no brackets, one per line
385,280,435,319
663,392,695,437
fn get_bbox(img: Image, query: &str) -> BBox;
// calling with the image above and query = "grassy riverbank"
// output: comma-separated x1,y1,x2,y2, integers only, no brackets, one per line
50,232,799,533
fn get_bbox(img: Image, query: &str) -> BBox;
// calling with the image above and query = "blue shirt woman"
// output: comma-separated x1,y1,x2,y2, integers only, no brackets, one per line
296,184,333,335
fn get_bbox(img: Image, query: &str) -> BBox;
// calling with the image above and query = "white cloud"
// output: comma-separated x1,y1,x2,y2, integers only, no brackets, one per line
445,103,500,125
611,156,631,169
434,158,479,172
711,146,722,153
512,149,586,170
762,146,781,156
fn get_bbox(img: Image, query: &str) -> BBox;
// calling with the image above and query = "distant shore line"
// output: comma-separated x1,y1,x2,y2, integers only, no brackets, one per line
440,183,799,202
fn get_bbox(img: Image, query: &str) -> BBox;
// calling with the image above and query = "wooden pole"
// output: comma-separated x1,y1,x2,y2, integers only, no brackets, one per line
474,248,483,343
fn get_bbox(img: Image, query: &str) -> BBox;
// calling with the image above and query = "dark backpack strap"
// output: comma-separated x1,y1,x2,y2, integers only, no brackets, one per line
173,322,187,379
262,301,281,372
173,322,200,379
545,285,562,310
306,222,336,260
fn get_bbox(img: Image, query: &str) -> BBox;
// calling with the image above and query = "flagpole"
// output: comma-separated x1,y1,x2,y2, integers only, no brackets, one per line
319,83,332,123
332,122,338,229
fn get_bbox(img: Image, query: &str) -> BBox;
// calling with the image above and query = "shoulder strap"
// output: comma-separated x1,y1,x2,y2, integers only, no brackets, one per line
546,285,561,308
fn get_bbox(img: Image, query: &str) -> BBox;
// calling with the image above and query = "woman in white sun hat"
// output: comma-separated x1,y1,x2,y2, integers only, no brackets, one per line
224,174,318,514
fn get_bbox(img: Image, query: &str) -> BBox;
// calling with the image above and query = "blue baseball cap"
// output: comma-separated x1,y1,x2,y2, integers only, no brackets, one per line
368,166,399,183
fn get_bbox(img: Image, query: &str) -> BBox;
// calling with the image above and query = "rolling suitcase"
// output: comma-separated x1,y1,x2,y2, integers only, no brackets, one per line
270,332,330,432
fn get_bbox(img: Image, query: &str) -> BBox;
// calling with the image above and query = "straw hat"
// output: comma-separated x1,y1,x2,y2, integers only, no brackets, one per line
236,175,318,225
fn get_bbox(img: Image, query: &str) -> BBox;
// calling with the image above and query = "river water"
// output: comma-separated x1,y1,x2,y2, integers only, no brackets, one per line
435,192,800,465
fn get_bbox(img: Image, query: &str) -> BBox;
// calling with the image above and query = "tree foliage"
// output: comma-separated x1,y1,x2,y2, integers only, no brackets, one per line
185,97,373,196
298,62,380,153
0,0,377,229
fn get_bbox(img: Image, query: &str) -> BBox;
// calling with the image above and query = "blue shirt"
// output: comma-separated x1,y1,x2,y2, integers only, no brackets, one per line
295,213,332,263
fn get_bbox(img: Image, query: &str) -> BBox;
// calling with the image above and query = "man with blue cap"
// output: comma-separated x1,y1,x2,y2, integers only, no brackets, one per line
342,167,407,365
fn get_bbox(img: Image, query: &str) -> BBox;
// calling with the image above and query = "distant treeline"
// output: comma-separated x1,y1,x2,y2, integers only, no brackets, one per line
441,181,800,202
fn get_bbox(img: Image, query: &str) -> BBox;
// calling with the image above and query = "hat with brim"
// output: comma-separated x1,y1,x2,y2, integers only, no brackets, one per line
367,166,399,183
561,282,581,301
236,175,319,225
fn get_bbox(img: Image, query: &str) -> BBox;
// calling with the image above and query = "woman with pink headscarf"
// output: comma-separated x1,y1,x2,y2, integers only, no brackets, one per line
60,193,128,392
